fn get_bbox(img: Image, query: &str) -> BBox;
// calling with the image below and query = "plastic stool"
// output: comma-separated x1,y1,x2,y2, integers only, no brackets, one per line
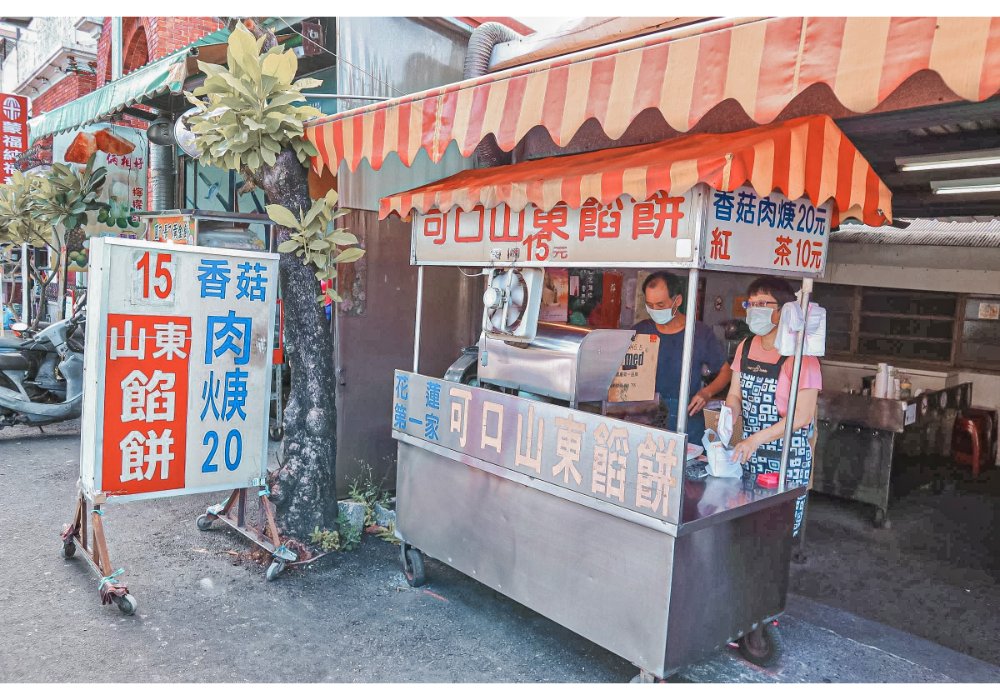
952,415,987,478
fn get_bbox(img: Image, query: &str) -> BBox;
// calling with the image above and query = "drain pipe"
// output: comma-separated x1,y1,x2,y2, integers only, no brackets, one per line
463,21,523,168
457,21,524,346
149,141,176,210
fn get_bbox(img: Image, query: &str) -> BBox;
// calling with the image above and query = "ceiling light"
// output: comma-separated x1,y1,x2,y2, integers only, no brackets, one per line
930,177,1000,195
897,148,1000,172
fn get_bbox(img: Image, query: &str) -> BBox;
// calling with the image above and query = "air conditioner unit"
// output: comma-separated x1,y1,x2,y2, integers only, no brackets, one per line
481,267,543,342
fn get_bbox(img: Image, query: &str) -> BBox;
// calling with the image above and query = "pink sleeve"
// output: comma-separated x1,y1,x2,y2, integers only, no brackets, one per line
776,357,823,416
730,339,746,373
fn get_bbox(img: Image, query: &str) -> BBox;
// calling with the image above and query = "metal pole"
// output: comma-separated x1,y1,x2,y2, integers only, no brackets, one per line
778,277,813,493
111,17,123,81
413,266,424,373
21,242,29,326
675,268,700,436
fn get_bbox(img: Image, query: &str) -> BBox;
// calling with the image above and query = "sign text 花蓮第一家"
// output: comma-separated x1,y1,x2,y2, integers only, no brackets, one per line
391,370,686,524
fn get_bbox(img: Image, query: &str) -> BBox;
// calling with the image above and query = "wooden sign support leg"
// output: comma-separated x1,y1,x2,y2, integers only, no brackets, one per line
195,488,327,582
60,491,137,615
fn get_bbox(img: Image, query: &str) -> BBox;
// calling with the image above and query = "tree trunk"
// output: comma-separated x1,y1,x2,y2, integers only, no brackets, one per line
260,148,339,540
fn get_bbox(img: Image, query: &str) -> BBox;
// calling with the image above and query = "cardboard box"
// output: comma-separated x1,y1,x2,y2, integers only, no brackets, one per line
703,407,744,447
608,334,659,402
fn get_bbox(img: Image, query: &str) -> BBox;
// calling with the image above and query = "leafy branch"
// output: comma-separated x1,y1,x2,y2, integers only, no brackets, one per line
267,190,364,304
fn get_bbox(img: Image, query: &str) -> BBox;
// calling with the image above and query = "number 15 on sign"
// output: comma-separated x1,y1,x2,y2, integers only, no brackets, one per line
132,250,176,305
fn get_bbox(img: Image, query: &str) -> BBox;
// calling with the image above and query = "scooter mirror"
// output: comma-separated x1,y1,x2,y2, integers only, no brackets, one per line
10,322,28,333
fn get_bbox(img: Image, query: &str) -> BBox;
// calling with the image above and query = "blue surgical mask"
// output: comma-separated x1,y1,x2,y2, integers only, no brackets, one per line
747,306,776,335
646,305,675,325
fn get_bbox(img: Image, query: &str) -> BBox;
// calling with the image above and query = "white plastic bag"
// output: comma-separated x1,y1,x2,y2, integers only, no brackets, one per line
776,301,827,357
716,404,734,446
702,429,743,478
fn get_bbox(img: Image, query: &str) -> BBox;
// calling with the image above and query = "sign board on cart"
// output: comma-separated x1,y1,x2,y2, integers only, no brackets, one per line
392,371,686,524
80,238,278,503
408,183,831,277
701,185,831,277
410,190,704,267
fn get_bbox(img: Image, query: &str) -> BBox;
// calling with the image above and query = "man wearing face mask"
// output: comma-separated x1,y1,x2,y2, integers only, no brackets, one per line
633,271,731,444
726,275,822,538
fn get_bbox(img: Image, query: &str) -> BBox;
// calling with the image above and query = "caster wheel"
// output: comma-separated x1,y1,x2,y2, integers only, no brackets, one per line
265,559,286,582
401,547,426,588
269,425,284,441
196,514,215,531
629,671,666,683
62,541,76,559
872,508,890,529
931,479,945,495
738,623,784,668
116,594,138,616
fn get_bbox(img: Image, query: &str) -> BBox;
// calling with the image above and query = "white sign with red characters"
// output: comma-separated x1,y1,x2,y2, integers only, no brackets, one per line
702,185,831,277
1,93,28,185
79,238,278,503
410,190,702,267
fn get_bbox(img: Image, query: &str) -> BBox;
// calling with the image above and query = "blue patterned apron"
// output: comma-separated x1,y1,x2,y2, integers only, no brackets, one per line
738,338,811,537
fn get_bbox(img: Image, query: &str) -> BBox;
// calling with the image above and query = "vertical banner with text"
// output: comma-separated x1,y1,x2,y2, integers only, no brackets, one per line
1,93,28,184
80,239,278,502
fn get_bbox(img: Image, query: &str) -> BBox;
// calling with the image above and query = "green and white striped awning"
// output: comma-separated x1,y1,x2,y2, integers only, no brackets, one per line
27,28,231,144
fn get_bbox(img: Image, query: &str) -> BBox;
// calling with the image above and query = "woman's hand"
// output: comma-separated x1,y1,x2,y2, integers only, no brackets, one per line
687,388,711,416
731,433,762,464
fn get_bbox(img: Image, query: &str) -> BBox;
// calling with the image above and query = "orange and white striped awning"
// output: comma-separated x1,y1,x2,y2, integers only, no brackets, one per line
306,16,1000,175
378,115,892,228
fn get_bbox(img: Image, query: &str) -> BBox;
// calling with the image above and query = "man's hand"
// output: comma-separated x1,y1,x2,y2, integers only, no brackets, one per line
687,388,711,416
732,434,762,464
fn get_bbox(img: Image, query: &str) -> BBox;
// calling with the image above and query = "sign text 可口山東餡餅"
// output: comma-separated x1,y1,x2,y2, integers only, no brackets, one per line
703,186,831,277
80,239,278,503
410,191,701,267
392,370,686,524
0,94,28,185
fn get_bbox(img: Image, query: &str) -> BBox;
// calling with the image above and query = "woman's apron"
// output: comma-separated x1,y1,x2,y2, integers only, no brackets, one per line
738,338,812,537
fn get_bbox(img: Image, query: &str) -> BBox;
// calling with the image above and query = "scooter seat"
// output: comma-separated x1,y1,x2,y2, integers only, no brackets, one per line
0,352,30,371
0,336,24,349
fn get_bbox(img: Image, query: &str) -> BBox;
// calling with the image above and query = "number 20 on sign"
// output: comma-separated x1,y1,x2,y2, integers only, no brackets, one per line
80,238,279,503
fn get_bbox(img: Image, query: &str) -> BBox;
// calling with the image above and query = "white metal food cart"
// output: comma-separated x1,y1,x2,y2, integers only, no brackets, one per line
382,115,892,680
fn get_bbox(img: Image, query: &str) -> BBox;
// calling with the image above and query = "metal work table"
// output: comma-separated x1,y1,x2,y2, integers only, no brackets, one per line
813,382,972,526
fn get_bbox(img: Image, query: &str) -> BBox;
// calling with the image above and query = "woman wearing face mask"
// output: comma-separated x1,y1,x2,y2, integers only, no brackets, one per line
726,276,822,537
633,271,731,445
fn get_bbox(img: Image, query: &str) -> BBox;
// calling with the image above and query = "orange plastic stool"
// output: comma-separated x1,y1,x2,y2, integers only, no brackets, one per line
952,415,988,478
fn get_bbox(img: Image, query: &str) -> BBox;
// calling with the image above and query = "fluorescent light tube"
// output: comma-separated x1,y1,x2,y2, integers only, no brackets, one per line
897,148,1000,172
930,177,1000,195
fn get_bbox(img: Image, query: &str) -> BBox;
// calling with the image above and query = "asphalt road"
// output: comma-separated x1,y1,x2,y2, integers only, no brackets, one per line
1,420,998,683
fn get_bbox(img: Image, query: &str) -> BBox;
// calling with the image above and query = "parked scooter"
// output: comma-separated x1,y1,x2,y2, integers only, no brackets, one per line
0,294,86,429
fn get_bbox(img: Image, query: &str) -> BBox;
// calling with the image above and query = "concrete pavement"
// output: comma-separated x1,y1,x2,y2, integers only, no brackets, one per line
1,421,997,683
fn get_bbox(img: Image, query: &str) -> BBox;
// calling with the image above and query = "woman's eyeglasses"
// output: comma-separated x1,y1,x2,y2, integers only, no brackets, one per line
741,300,780,309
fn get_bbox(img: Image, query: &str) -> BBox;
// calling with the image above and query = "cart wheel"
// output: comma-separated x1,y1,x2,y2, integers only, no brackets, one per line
402,547,426,588
195,514,215,531
265,559,286,582
872,508,891,529
115,594,138,616
61,540,76,559
931,478,945,495
738,623,784,668
269,425,284,441
629,670,666,683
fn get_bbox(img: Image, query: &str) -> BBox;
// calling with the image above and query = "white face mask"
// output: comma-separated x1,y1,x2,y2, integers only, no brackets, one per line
747,306,776,335
646,304,675,325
